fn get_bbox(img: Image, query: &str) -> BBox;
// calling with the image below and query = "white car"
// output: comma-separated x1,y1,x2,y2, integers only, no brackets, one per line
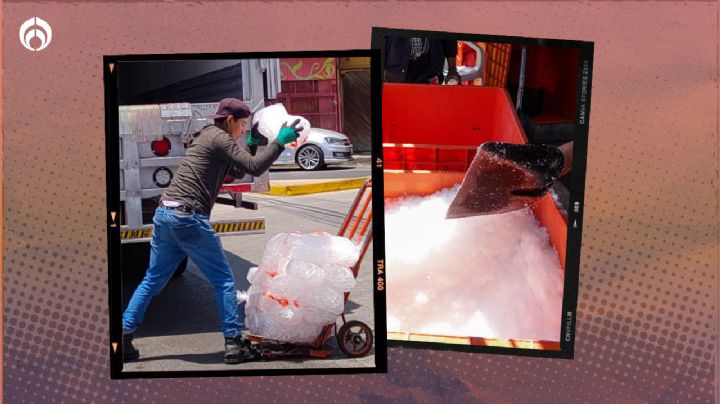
273,127,354,170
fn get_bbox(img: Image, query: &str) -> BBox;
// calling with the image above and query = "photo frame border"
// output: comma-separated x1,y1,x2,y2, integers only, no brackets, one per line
103,49,387,378
372,27,594,360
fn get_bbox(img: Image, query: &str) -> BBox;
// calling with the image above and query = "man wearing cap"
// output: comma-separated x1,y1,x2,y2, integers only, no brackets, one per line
121,98,301,364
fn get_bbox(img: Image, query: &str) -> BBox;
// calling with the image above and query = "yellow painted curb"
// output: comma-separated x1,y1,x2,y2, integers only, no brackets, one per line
264,177,368,196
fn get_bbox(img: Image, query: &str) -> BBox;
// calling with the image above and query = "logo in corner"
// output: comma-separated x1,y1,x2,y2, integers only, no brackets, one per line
19,17,52,52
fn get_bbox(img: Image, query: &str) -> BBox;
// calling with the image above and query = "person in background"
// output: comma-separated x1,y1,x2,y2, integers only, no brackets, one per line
384,36,461,85
121,98,302,365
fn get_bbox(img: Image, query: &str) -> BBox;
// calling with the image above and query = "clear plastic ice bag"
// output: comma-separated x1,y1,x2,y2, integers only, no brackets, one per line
252,104,287,142
259,293,303,327
247,231,361,342
252,104,311,144
294,324,323,344
286,232,359,267
245,312,261,335
246,266,259,283
323,264,356,292
260,232,295,271
303,288,345,315
284,260,324,286
267,274,303,300
249,271,273,292
302,304,339,326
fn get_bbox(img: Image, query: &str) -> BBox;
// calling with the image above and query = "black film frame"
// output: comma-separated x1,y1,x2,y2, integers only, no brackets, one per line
372,27,594,360
104,49,387,378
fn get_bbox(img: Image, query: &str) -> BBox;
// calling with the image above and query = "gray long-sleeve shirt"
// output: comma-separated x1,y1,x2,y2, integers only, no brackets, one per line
160,124,284,215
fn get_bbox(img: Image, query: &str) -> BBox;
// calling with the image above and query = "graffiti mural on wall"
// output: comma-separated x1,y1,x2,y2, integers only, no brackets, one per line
280,57,337,81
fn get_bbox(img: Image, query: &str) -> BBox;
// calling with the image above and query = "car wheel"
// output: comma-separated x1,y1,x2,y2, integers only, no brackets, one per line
296,145,325,171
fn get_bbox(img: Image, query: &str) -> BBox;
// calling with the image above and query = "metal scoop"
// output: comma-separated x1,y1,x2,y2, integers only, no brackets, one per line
446,142,564,219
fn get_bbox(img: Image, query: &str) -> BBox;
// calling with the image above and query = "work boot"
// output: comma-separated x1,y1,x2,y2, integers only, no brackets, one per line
224,335,256,364
123,334,140,362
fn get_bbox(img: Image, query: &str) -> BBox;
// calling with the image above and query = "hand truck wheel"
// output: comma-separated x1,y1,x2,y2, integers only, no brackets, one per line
337,320,373,358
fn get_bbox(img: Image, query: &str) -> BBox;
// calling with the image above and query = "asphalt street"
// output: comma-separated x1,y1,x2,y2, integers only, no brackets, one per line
122,189,376,373
269,159,371,181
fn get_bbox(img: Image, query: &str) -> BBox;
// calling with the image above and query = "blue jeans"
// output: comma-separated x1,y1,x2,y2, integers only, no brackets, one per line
122,208,241,338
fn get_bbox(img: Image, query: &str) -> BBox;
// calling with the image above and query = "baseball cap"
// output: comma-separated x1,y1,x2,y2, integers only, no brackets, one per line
207,98,251,120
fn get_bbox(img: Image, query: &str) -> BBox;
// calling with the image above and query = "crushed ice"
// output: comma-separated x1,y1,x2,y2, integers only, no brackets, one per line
385,185,564,341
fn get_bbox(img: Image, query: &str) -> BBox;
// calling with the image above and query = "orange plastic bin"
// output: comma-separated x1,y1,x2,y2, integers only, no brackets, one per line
383,83,566,350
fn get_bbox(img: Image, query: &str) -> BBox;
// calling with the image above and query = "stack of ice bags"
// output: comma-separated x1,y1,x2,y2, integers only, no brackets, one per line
245,232,359,343
252,103,311,145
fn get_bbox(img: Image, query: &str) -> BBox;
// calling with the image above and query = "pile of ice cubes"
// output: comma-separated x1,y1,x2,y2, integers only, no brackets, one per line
385,185,564,342
245,232,359,343
252,103,311,145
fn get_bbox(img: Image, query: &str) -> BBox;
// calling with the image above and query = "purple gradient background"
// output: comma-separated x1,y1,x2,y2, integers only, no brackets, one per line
3,1,718,402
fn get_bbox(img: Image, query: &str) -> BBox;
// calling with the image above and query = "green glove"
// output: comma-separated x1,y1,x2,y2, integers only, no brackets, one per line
247,122,261,146
276,118,303,145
